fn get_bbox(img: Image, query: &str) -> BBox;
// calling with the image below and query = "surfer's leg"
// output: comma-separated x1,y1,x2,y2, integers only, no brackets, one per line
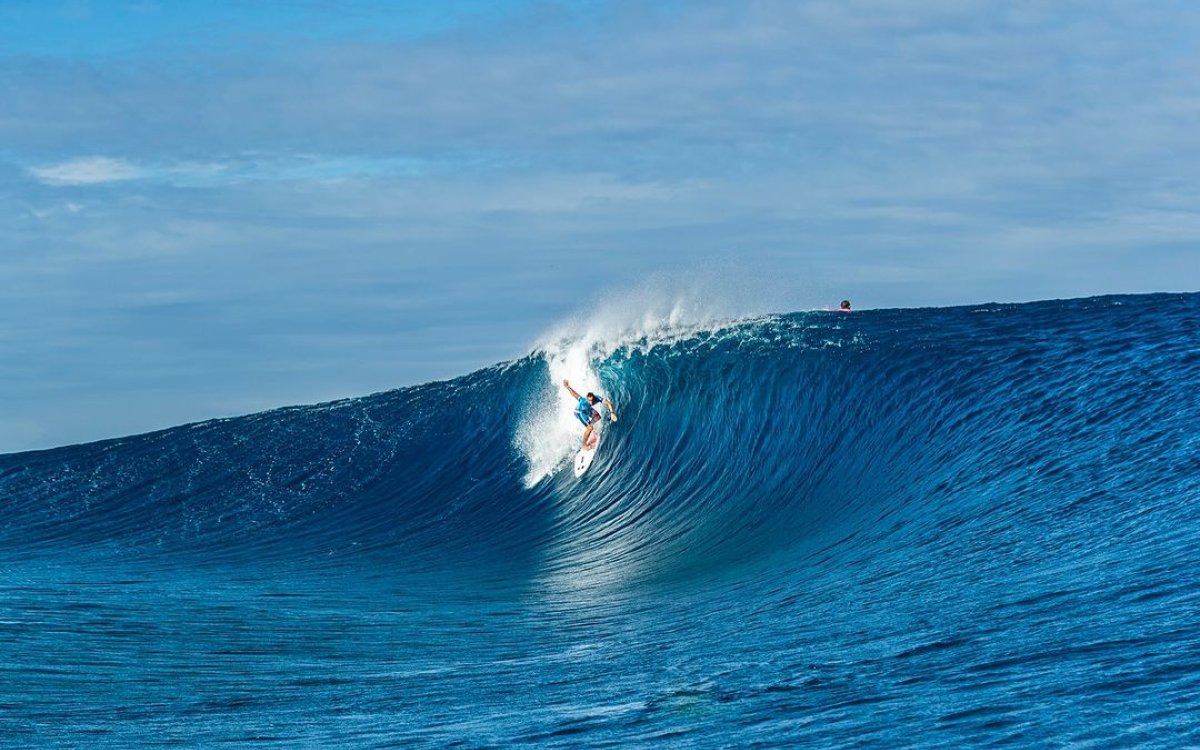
582,413,601,450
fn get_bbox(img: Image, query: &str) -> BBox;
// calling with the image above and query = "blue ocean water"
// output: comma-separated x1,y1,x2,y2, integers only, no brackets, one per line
1,292,1198,747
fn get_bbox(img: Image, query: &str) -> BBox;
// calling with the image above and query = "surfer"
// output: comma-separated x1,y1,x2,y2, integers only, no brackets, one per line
562,380,618,451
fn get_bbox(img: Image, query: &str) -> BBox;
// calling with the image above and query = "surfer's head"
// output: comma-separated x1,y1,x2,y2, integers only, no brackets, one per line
840,300,851,311
586,392,599,404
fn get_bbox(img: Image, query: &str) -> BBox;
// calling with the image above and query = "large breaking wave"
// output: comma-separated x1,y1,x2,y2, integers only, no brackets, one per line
5,292,1200,746
2,293,1197,592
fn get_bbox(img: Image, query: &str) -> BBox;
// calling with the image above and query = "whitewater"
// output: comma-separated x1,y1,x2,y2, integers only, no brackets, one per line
1,292,1198,747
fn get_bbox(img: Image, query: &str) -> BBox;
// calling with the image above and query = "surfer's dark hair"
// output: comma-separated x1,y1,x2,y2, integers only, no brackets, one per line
586,392,597,401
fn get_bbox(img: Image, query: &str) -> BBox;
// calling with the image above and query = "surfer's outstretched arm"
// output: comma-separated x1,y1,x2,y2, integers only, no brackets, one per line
562,380,581,399
603,398,618,421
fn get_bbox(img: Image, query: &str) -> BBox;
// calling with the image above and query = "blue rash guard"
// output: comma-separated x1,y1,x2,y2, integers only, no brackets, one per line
576,396,606,426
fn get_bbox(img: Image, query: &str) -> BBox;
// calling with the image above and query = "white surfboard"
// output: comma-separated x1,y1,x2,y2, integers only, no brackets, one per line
573,431,600,477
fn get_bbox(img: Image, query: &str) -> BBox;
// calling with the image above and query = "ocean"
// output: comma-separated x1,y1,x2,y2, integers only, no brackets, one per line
2,292,1198,747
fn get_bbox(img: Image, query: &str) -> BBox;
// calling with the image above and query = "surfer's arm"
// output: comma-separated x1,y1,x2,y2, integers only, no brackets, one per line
603,398,618,421
562,380,581,399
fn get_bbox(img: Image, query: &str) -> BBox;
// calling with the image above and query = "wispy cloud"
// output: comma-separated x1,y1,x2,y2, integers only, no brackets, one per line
23,154,438,188
28,156,143,185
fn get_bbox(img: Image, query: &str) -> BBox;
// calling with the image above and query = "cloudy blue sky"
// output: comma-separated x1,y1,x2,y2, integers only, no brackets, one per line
3,0,1199,453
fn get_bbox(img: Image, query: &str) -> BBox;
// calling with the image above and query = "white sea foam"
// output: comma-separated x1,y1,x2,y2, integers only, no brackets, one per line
515,278,778,486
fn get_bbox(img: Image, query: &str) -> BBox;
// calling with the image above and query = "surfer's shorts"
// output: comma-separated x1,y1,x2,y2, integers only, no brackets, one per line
576,410,599,427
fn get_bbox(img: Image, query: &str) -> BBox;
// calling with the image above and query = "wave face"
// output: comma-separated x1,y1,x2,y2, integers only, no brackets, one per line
2,292,1199,747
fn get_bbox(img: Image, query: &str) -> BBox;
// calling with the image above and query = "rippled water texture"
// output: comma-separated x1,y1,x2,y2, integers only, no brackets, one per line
2,293,1198,746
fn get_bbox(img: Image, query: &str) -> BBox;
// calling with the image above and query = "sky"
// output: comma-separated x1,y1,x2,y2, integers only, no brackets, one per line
3,0,1199,453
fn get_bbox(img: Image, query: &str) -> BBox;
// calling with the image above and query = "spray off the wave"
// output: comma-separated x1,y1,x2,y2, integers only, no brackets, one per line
514,281,782,486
